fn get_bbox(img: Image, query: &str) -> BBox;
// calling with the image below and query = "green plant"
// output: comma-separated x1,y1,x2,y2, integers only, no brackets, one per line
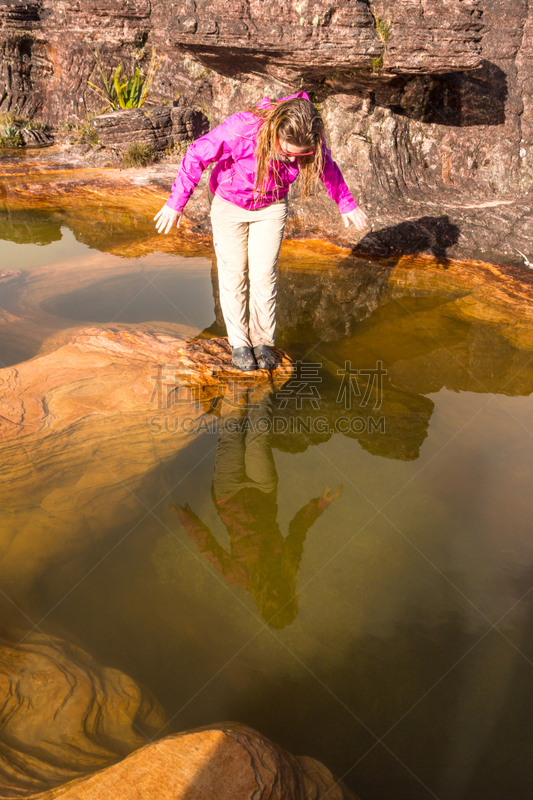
1,111,50,129
0,131,22,148
0,110,51,147
87,47,162,110
25,119,50,131
374,16,391,43
0,114,23,147
367,7,391,71
1,122,21,138
194,67,212,81
74,123,100,146
0,111,24,128
123,139,155,167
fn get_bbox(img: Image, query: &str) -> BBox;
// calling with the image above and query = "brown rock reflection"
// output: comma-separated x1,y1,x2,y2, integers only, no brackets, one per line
0,330,290,608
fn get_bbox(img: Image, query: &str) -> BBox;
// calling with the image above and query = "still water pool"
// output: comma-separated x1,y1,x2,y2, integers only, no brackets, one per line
1,204,533,800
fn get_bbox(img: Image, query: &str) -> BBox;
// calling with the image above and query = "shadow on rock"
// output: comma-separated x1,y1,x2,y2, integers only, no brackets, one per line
381,61,508,127
355,215,460,267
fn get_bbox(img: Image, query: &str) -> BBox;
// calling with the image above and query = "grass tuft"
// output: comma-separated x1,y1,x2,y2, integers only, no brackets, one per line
123,139,155,167
163,138,193,163
74,123,100,146
374,16,391,43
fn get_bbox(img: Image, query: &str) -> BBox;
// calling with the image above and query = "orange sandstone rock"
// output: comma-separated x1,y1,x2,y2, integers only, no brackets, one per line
50,724,357,800
0,632,357,800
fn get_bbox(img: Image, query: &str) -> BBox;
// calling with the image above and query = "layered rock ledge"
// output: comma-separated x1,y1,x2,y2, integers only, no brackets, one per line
91,105,209,153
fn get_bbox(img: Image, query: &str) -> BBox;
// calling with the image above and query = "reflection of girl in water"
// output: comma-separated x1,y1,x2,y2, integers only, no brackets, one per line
170,390,342,628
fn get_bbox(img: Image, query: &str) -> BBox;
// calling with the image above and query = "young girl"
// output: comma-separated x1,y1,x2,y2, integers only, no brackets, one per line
154,91,367,371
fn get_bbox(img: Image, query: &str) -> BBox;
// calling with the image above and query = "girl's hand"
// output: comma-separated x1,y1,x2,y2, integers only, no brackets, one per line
154,204,182,234
320,484,344,504
342,207,368,231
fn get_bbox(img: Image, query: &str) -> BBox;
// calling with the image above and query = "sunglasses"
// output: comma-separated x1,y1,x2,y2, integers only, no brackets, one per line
276,143,315,157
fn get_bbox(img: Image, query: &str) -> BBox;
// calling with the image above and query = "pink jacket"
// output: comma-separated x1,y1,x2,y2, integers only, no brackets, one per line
165,91,357,215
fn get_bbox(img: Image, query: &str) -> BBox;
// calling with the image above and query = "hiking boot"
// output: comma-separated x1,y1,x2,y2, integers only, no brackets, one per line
231,346,257,371
253,345,277,370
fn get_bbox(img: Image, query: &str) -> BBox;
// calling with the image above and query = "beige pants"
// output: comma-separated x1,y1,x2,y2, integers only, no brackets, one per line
209,191,288,349
212,390,277,502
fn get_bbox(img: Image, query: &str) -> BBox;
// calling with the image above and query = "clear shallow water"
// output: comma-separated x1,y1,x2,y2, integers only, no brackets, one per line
1,207,533,799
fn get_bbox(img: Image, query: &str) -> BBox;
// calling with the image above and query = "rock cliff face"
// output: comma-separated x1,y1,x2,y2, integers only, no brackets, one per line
0,0,484,116
0,0,532,269
164,0,483,80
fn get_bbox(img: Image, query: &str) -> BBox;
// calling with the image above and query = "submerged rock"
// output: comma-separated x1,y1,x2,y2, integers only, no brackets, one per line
0,630,168,796
0,329,292,440
51,724,358,800
0,327,292,603
0,631,357,800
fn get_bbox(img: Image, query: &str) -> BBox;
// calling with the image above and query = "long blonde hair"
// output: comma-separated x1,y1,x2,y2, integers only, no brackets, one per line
249,97,326,202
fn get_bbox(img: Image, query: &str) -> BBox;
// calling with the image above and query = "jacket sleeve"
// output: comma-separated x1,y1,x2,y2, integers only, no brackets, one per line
165,119,236,213
320,141,358,214
169,503,212,549
286,495,331,554
169,503,249,588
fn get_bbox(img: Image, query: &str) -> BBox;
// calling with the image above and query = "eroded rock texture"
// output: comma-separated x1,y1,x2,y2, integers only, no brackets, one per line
0,311,294,603
0,630,168,796
91,105,209,152
162,0,483,81
0,0,531,265
0,631,357,799
51,724,357,799
0,0,484,116
163,0,383,82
